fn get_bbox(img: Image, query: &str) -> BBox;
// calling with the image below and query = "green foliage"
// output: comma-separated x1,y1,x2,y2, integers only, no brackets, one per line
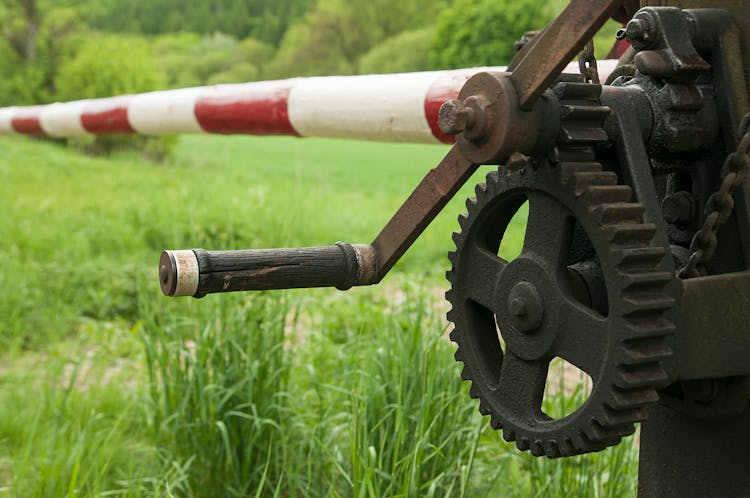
78,0,311,46
359,28,435,74
142,296,295,496
429,0,557,69
54,33,174,158
0,2,82,105
55,34,165,100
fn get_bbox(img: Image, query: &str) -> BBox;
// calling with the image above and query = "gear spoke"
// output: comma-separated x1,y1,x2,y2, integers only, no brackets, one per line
556,299,608,378
495,351,549,417
461,243,507,311
522,192,573,270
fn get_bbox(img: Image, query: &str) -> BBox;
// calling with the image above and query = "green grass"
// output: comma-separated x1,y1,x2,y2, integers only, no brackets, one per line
0,134,638,496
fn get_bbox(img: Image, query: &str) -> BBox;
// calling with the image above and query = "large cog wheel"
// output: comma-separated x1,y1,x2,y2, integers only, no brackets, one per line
446,152,675,458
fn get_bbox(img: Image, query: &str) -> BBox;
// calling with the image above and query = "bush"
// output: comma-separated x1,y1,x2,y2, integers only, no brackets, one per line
55,34,175,159
358,28,434,74
55,34,166,100
429,0,556,69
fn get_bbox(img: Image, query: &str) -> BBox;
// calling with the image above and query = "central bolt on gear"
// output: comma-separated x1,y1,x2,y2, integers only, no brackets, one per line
445,82,676,457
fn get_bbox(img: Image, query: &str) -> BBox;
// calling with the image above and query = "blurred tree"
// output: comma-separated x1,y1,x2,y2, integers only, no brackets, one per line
1,0,41,59
0,0,82,104
266,0,447,77
78,0,311,47
55,34,165,99
359,28,434,74
429,0,557,69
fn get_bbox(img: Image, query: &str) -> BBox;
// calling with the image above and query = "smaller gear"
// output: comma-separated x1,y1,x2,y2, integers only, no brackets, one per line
446,158,675,457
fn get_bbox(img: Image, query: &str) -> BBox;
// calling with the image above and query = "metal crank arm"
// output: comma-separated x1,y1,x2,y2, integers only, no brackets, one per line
160,146,477,297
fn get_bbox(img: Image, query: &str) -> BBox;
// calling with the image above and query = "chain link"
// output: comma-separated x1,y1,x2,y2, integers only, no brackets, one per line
578,39,600,85
678,113,750,279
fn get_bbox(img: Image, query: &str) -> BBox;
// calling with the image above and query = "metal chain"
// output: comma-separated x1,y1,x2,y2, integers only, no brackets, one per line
578,39,600,85
678,113,750,279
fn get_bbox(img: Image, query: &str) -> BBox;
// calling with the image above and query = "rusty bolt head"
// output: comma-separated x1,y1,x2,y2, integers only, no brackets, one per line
439,95,490,141
508,281,543,333
438,99,476,136
622,14,658,50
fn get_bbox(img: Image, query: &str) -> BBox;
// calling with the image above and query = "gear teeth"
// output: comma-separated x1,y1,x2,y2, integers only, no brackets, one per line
458,213,469,229
451,231,462,245
550,147,597,163
555,81,602,100
614,247,667,270
478,399,491,415
491,414,504,431
559,125,608,145
591,202,645,224
544,440,562,459
615,363,668,389
475,182,487,195
517,437,531,451
466,197,478,210
623,316,676,339
620,337,672,364
610,387,659,408
580,185,633,203
621,271,674,292
561,437,576,456
572,171,619,195
449,328,458,342
598,405,643,427
622,295,675,316
468,382,480,398
530,440,545,457
606,224,657,247
585,420,635,443
560,161,602,184
560,104,611,121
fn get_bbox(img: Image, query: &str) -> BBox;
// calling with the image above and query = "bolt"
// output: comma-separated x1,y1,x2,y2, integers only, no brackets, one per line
626,18,650,42
662,191,695,224
510,298,527,317
438,99,476,136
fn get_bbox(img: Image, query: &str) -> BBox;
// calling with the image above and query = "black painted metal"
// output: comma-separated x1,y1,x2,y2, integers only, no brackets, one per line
190,244,362,295
639,402,750,497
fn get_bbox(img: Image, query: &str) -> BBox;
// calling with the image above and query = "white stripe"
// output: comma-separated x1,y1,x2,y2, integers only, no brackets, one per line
0,107,17,133
288,72,444,143
128,88,203,134
39,101,89,136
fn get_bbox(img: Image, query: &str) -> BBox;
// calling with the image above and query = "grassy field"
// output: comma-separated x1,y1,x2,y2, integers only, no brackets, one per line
0,134,637,496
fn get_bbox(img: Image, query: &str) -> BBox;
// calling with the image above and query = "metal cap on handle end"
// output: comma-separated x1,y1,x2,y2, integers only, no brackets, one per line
160,250,200,296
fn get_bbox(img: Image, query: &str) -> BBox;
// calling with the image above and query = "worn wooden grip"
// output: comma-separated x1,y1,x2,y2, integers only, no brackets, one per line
189,242,372,297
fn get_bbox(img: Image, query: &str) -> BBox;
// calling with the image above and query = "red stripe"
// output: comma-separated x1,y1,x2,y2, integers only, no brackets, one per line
608,38,631,60
81,96,134,134
423,69,480,144
194,81,299,136
11,109,44,135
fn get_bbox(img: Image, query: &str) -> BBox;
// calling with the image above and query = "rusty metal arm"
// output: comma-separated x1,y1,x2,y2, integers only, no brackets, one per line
160,147,477,297
510,0,622,109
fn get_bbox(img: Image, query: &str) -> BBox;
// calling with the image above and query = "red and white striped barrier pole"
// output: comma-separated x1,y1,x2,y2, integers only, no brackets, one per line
0,60,618,145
